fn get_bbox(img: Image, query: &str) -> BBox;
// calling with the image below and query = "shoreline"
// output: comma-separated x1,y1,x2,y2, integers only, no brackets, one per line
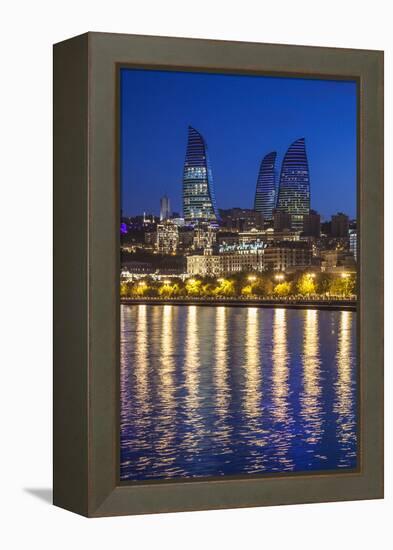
120,297,357,311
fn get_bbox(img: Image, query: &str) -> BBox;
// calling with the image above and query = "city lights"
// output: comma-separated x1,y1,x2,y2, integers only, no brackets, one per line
117,67,359,486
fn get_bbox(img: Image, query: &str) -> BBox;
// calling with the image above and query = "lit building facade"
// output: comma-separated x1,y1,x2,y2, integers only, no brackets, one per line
156,221,179,254
187,250,264,277
320,250,356,273
183,126,218,223
277,137,310,230
193,222,217,251
349,230,357,261
254,151,277,220
263,242,312,272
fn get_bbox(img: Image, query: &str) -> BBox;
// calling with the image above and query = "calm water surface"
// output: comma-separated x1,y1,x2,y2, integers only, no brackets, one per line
120,305,357,481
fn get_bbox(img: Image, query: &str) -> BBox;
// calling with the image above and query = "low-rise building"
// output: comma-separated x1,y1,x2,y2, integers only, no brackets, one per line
320,249,356,273
302,209,321,237
331,212,349,238
187,249,264,277
273,209,292,231
263,241,312,272
219,208,264,231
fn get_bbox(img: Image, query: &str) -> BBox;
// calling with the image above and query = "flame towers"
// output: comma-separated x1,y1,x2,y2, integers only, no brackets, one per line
277,138,310,229
183,126,218,223
254,151,277,220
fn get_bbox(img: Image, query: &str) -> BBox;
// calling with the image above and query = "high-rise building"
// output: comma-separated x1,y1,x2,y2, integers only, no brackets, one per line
156,221,179,254
183,126,218,223
331,212,349,238
277,138,310,230
254,151,277,220
349,230,357,261
302,209,321,237
160,195,171,221
193,222,217,251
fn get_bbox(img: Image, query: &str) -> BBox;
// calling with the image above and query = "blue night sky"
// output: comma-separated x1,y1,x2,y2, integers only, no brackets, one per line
120,68,357,220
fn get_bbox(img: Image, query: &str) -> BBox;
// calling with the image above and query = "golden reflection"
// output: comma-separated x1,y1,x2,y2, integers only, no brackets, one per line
244,307,261,419
214,307,230,446
301,310,322,445
183,306,203,450
272,308,289,423
156,305,176,461
134,305,149,416
120,305,134,407
334,311,354,450
272,308,293,469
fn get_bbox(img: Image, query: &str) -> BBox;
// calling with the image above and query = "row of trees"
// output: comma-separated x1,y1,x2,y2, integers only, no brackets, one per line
121,271,356,299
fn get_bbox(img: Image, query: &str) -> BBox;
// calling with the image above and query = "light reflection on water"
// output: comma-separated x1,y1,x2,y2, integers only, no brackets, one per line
120,305,357,481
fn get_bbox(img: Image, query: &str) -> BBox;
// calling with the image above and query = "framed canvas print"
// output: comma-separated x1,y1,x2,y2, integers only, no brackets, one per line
53,32,383,517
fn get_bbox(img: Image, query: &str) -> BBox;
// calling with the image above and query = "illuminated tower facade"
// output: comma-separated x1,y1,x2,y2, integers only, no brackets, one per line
254,151,277,220
277,138,310,230
160,195,171,221
183,126,218,223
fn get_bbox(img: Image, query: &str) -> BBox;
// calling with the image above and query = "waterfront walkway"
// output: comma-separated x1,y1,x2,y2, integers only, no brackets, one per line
121,296,357,311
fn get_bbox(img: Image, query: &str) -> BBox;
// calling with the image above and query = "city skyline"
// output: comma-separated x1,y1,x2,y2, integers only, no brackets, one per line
120,68,357,219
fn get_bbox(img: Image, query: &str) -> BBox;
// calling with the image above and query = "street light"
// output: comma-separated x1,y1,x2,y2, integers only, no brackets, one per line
341,272,350,279
308,272,316,278
275,274,284,282
248,275,257,282
217,278,224,283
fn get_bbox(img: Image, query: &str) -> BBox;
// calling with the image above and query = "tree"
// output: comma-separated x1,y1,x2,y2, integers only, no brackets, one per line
252,276,274,297
297,274,316,296
316,273,332,296
132,281,150,296
329,274,356,297
158,282,181,297
120,282,131,298
241,284,253,297
213,278,236,297
273,281,292,297
185,279,203,296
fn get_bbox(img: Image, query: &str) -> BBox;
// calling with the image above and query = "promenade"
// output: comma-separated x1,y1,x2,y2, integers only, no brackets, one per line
121,296,357,311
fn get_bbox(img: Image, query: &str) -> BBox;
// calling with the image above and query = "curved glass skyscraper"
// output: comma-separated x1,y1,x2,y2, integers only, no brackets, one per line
277,137,310,229
183,126,218,223
254,151,277,220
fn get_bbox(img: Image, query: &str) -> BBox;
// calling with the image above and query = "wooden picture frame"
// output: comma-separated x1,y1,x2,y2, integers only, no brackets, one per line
53,32,383,517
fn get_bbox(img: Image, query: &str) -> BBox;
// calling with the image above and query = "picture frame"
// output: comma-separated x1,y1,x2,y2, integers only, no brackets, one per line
53,32,383,517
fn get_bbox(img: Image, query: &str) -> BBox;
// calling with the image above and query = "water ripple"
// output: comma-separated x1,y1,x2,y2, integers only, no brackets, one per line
120,305,357,481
